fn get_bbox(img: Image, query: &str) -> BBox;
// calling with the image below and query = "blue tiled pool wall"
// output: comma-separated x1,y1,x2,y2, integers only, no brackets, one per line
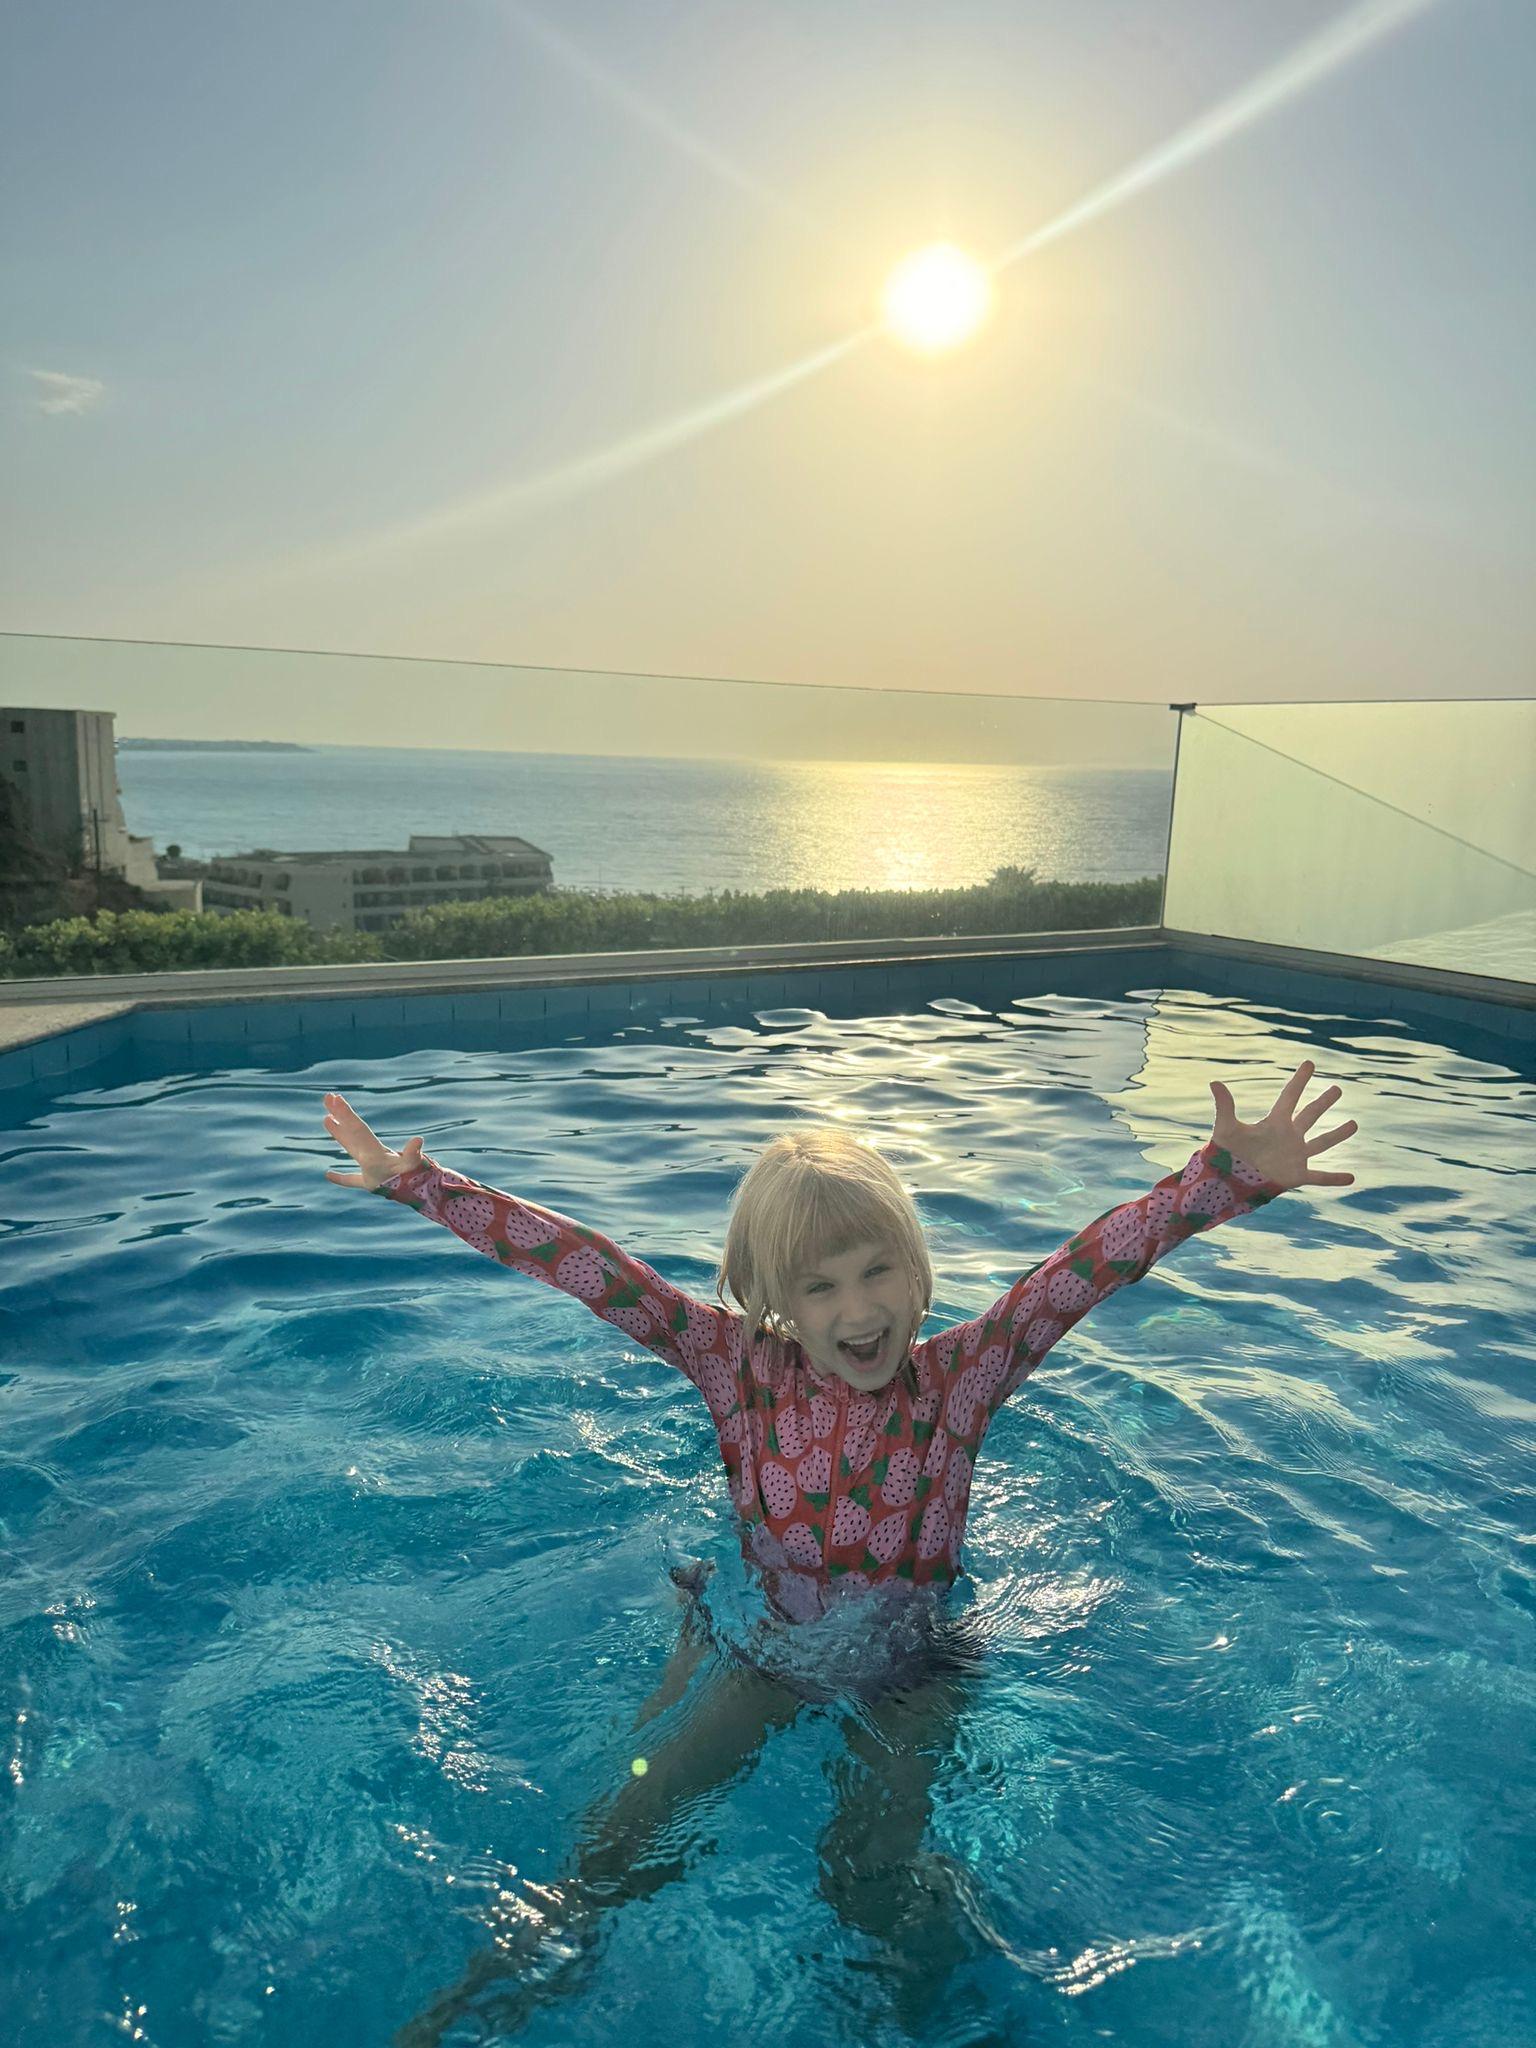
1,942,1531,1108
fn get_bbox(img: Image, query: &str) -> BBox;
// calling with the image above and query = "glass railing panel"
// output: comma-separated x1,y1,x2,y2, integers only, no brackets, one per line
0,634,1177,982
1163,701,1536,985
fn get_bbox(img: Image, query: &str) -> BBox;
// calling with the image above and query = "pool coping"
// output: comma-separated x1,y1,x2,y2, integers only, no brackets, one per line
0,926,1163,1052
0,926,1530,1074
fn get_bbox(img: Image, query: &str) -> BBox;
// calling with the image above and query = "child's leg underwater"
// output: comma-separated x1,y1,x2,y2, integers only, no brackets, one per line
393,1615,802,2047
629,1562,718,1729
816,1670,987,2029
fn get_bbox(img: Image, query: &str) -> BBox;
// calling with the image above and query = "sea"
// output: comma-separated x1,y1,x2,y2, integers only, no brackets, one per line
115,746,1173,896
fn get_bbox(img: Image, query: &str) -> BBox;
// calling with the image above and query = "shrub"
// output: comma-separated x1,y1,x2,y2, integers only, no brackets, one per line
2,908,384,978
382,869,1161,960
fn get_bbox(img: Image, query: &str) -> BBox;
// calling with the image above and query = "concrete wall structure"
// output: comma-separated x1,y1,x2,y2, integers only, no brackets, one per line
1,704,203,912
1,705,130,869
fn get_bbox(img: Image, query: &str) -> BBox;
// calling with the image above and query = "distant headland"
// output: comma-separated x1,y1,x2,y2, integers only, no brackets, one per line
117,738,311,752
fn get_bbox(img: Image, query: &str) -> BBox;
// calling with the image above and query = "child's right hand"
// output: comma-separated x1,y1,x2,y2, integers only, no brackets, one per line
322,1092,426,1191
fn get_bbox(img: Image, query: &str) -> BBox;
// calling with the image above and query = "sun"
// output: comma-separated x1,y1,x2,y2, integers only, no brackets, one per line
879,243,994,354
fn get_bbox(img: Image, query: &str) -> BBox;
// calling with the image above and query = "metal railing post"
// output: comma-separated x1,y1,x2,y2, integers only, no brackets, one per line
1160,703,1196,931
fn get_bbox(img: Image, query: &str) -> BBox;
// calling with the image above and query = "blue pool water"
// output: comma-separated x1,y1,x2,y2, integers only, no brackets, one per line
2,967,1533,2047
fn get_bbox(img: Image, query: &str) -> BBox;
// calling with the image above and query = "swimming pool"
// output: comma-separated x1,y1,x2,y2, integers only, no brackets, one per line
3,954,1532,2047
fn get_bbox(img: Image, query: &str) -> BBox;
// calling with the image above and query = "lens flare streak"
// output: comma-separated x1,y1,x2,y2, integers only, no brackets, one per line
193,0,1449,598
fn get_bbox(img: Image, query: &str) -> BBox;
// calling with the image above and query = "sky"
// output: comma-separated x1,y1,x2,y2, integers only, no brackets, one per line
1,0,1532,761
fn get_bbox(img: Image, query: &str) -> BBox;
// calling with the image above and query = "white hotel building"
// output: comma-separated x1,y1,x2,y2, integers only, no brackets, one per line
201,834,553,934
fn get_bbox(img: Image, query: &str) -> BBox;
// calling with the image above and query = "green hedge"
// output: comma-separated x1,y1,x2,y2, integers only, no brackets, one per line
0,908,383,978
0,868,1161,979
384,869,1159,957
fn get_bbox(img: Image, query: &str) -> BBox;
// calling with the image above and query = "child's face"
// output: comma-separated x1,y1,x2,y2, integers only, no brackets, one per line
782,1237,915,1392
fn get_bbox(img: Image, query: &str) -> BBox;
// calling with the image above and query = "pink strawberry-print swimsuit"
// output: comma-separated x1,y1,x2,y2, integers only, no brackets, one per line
377,1141,1284,1654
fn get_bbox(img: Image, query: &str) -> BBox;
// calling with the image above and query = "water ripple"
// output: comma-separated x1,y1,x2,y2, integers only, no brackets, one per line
1,979,1531,2047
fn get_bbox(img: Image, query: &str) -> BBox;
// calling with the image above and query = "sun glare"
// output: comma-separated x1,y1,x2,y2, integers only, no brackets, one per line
879,243,994,354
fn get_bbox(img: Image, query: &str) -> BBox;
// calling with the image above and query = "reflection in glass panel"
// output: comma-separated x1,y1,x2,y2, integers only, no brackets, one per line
1163,702,1536,985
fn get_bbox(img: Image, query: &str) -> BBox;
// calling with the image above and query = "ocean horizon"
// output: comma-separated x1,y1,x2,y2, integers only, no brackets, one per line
115,745,1173,897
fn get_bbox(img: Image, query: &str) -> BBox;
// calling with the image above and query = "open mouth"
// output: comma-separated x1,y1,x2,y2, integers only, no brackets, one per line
837,1331,886,1368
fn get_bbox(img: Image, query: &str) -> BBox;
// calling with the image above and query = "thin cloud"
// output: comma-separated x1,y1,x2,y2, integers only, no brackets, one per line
30,370,105,416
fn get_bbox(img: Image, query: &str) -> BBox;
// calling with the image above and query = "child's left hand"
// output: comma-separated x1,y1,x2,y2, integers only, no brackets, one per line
1209,1058,1358,1192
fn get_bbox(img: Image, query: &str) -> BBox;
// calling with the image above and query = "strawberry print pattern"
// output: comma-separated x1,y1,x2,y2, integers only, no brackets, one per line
378,1140,1282,1622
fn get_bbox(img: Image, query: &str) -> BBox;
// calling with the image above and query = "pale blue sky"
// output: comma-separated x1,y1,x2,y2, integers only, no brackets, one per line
1,0,1531,753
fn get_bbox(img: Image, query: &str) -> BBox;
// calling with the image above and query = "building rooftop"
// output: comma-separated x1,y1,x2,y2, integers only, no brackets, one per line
213,833,551,864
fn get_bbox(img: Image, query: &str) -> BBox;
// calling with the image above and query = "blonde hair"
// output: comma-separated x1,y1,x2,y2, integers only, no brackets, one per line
717,1125,933,1380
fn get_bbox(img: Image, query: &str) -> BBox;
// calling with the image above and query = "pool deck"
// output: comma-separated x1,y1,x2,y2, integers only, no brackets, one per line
0,994,144,1052
1,923,1533,1083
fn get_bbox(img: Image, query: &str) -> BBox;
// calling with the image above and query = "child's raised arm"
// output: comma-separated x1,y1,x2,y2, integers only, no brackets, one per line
939,1059,1357,1432
321,1092,739,1402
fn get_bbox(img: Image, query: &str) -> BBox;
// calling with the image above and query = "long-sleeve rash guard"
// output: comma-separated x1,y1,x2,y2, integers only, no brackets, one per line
377,1140,1284,1624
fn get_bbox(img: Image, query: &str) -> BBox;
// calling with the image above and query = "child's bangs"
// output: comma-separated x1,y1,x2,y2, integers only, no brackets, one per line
781,1174,901,1281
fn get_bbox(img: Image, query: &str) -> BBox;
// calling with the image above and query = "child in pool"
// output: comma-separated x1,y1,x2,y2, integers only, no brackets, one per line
322,1058,1356,2041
